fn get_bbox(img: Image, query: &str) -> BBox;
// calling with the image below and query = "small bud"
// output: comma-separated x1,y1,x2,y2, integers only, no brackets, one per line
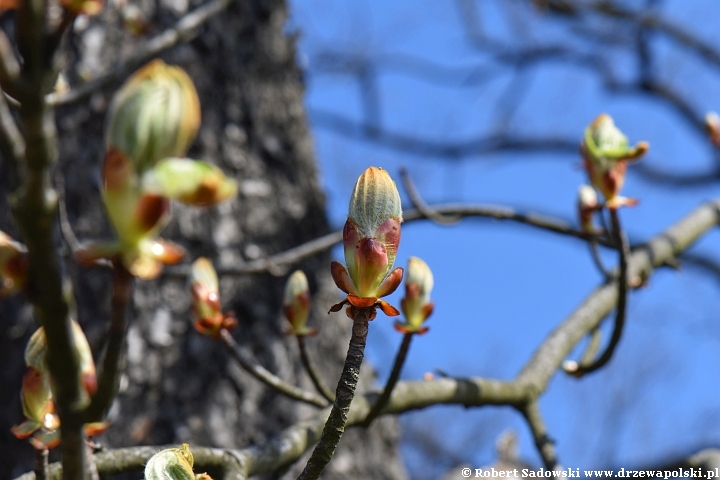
706,112,720,146
145,444,200,480
141,158,238,206
189,258,237,338
581,114,648,210
0,231,28,297
60,0,102,15
395,257,434,334
23,321,97,406
106,60,201,175
283,270,317,336
577,185,599,234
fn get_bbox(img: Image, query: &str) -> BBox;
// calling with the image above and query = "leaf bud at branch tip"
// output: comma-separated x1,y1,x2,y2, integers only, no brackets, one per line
331,167,404,316
581,114,648,210
283,270,317,336
395,257,434,334
189,258,237,338
106,60,201,175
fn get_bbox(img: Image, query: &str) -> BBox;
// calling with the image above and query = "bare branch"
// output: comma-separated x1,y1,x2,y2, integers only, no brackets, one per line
46,0,233,107
220,329,328,408
297,336,335,403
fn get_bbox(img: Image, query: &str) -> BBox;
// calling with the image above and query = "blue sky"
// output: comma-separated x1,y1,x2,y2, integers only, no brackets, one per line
287,1,720,477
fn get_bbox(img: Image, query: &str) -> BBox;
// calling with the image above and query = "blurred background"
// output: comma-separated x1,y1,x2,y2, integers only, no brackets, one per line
287,0,720,477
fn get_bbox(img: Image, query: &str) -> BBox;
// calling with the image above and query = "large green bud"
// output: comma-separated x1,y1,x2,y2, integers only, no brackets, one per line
106,59,201,174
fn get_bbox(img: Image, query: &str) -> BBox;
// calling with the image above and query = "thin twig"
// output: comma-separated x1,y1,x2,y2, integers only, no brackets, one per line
362,332,414,427
219,329,327,408
562,325,602,374
164,202,608,278
0,86,25,187
296,336,335,403
399,167,461,224
519,401,558,470
33,448,48,480
562,208,630,377
55,171,80,253
297,307,372,480
0,30,22,98
83,263,134,422
589,241,612,279
47,0,233,107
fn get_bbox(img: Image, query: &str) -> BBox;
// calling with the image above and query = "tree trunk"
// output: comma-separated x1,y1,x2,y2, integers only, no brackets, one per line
0,1,407,478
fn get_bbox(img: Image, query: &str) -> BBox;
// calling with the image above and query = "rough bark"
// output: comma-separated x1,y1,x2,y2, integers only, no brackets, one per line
0,1,407,478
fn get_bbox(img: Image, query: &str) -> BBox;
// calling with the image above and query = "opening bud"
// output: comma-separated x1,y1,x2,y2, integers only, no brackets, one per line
581,114,648,210
145,444,206,480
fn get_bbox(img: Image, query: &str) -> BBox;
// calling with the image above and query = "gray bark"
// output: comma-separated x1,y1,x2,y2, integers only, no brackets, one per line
0,1,407,478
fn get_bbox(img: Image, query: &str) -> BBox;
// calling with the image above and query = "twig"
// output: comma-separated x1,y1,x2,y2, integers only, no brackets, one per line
33,448,48,480
589,241,612,279
47,0,233,107
296,336,335,403
55,170,80,253
399,168,461,224
0,30,22,98
310,108,579,159
361,332,413,427
560,208,630,377
165,202,609,278
83,263,134,422
0,86,25,187
12,0,88,477
219,329,327,408
562,325,602,374
519,401,558,470
297,307,372,480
